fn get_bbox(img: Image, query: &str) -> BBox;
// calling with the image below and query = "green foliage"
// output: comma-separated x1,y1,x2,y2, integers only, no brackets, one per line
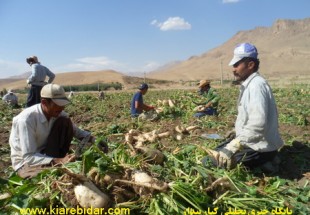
63,82,123,92
0,84,309,214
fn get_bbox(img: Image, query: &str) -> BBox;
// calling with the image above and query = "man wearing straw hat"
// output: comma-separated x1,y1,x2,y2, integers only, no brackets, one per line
193,80,220,118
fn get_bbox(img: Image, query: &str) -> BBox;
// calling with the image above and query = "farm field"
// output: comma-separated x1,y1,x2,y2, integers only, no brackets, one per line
0,84,309,214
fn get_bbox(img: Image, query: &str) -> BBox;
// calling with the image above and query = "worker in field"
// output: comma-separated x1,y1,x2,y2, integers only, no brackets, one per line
193,80,220,117
130,83,156,120
98,90,105,100
68,91,75,99
25,56,55,108
9,84,108,178
2,89,19,108
202,43,283,172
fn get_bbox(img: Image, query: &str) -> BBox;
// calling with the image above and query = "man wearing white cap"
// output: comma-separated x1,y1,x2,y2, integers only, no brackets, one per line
203,43,283,171
9,84,108,178
25,56,55,107
2,89,19,107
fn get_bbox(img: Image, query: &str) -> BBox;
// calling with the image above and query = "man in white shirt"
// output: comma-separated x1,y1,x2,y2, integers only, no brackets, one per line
203,43,283,171
2,90,19,107
9,83,108,178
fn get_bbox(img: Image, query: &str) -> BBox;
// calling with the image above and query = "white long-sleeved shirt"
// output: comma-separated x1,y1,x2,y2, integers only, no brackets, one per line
235,72,284,152
27,63,55,86
9,104,90,170
2,93,18,105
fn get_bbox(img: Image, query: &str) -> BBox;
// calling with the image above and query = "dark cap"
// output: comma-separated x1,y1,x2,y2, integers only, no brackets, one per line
138,83,149,90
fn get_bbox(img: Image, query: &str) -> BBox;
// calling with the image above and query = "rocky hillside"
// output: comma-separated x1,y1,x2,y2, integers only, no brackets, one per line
148,18,310,82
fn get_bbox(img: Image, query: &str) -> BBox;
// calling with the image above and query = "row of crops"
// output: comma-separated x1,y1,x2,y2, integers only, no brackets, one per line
0,84,309,214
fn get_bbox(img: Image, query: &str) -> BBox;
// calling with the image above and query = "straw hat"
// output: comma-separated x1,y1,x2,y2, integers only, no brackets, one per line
198,80,210,88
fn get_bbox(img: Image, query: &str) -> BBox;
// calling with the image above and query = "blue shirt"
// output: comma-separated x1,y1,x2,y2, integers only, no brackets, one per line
27,63,55,86
131,91,143,116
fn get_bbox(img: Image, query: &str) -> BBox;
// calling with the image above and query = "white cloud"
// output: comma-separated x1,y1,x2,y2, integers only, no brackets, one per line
222,0,240,3
0,56,165,79
142,61,161,71
151,17,191,31
57,56,123,72
0,59,29,79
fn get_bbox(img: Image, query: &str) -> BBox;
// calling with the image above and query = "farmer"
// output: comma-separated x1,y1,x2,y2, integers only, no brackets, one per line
2,89,19,108
203,43,283,171
68,91,75,99
26,56,55,108
193,80,220,117
130,83,155,118
9,83,108,178
98,90,105,100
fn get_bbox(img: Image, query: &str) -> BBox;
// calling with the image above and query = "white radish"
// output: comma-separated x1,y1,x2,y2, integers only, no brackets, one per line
74,181,110,208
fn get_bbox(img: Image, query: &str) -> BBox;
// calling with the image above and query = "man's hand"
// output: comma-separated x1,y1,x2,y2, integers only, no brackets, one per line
97,140,109,153
91,136,109,153
205,102,212,108
52,154,75,166
146,105,155,111
194,105,205,112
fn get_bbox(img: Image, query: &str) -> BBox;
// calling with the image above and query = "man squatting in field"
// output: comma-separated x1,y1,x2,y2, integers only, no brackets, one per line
2,89,19,108
193,80,220,118
9,84,108,178
130,83,155,117
203,43,284,171
26,56,55,108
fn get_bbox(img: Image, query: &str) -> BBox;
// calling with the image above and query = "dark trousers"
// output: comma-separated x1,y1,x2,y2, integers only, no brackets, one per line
26,85,43,108
215,140,278,168
194,108,217,118
41,117,74,158
18,117,74,178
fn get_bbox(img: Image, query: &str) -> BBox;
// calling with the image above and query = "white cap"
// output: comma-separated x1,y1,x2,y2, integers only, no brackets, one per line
41,84,70,106
229,43,258,66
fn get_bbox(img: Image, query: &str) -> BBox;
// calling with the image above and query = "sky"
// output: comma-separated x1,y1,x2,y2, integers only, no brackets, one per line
0,0,309,79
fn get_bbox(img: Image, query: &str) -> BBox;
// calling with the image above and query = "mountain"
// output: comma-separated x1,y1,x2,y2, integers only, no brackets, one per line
8,71,31,79
0,70,127,90
2,18,309,90
148,18,310,82
0,70,176,91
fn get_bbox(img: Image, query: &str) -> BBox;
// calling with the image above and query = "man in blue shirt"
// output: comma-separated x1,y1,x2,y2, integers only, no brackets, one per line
130,83,154,117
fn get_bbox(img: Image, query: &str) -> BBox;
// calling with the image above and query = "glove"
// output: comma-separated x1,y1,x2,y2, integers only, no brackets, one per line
217,139,241,169
225,129,236,140
205,139,241,169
